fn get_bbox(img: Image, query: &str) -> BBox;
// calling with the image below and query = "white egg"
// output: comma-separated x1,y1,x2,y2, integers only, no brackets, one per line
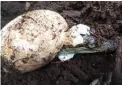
1,10,68,73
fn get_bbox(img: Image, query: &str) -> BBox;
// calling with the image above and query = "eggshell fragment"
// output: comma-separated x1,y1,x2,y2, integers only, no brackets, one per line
69,24,90,47
1,10,68,73
58,50,75,61
58,24,91,61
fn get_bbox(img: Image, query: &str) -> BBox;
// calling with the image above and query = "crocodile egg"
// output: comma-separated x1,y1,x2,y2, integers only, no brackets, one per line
1,10,68,73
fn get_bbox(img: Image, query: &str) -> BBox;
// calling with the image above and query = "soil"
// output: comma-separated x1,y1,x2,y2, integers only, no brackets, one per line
1,1,122,85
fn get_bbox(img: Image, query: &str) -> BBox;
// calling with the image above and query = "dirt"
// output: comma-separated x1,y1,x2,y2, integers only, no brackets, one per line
1,1,122,85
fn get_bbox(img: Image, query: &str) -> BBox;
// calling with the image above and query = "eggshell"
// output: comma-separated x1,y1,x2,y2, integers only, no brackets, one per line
69,24,90,47
1,10,68,73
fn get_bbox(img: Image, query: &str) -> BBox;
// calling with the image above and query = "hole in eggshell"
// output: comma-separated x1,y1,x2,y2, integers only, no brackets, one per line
59,29,62,32
22,57,29,64
30,55,34,58
58,23,61,25
80,34,86,36
10,55,15,60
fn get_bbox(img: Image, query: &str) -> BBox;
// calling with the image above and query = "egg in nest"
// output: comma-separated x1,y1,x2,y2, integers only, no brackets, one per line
1,10,90,73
